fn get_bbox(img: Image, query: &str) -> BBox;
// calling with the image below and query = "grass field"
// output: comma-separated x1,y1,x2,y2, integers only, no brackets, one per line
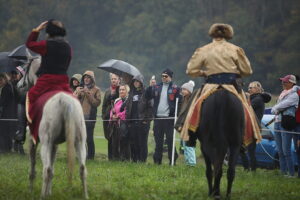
0,122,299,200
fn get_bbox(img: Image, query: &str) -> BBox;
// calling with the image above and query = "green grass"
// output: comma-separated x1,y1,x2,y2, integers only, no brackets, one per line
1,122,299,200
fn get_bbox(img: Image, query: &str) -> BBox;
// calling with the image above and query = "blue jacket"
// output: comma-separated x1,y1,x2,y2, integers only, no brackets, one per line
146,81,181,117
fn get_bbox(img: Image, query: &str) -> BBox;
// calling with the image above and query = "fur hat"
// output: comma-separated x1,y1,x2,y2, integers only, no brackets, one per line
181,80,195,94
162,68,173,78
208,23,234,40
46,19,66,37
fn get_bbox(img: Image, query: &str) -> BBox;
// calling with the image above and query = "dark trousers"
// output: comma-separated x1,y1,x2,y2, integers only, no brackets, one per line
86,121,96,160
129,121,150,162
240,142,257,171
153,118,178,164
103,121,113,160
111,122,130,161
14,103,26,154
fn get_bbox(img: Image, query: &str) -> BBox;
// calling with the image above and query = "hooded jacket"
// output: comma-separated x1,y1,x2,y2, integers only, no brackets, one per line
125,74,153,122
69,73,82,92
77,71,101,120
250,92,271,122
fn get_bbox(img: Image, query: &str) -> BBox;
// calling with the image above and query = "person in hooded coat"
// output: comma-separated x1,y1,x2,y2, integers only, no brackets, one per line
0,73,15,153
69,73,82,92
240,81,271,171
75,70,101,160
125,74,153,162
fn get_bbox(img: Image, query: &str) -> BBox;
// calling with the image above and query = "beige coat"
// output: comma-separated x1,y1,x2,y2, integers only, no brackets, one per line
186,38,252,77
75,71,101,117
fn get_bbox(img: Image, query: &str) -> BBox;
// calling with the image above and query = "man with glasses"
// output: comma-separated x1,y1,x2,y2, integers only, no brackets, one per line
146,69,181,165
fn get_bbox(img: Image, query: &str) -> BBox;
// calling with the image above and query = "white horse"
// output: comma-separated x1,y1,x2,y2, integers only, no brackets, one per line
26,57,88,199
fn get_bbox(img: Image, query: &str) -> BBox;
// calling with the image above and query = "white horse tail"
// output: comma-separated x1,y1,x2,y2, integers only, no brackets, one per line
62,94,77,184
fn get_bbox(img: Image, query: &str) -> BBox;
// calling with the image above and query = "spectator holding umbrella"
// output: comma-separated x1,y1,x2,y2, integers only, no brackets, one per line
102,73,120,160
0,73,15,153
126,74,153,162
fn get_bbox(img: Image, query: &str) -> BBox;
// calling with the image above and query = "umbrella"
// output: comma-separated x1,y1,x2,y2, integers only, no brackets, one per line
98,59,141,78
0,52,25,73
8,44,38,60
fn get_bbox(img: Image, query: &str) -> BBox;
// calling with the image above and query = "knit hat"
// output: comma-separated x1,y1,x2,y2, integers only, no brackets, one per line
181,80,195,94
279,75,297,84
162,68,173,78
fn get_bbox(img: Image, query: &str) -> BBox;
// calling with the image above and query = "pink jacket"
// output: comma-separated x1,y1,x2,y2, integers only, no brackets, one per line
110,98,126,121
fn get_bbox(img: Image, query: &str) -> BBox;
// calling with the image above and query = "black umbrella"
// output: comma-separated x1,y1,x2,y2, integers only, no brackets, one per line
8,44,38,60
0,52,25,73
98,59,141,78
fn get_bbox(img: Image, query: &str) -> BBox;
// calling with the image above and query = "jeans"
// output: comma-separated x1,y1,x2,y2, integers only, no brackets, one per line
274,122,295,176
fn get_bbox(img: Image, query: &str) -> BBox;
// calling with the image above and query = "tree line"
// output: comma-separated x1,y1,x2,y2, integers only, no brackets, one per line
0,0,299,92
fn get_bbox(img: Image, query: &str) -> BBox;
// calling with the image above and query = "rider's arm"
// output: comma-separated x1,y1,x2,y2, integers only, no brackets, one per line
186,48,206,77
26,31,47,56
235,48,252,77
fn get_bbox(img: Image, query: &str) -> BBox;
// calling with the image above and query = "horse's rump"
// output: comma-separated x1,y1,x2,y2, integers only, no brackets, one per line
198,88,244,153
27,90,74,144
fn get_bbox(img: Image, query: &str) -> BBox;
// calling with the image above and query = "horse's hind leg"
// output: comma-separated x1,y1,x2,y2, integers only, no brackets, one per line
75,136,88,199
40,143,54,198
212,150,227,200
226,145,240,198
29,139,37,192
201,146,213,196
47,145,58,195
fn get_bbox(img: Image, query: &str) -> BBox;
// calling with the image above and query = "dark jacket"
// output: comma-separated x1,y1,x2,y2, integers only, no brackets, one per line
26,31,71,76
126,75,153,122
0,83,16,119
250,92,271,122
146,81,181,117
102,86,119,120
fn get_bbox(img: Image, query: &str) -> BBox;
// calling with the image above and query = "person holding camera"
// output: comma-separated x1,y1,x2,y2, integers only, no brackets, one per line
75,70,101,160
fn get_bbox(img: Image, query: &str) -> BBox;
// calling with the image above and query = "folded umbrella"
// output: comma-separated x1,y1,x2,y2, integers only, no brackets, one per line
0,52,25,73
98,59,141,78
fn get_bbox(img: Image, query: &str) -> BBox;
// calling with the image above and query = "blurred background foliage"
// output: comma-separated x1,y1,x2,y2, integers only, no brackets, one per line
0,0,299,92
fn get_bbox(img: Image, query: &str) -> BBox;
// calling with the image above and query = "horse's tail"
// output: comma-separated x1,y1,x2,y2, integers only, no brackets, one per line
61,94,77,184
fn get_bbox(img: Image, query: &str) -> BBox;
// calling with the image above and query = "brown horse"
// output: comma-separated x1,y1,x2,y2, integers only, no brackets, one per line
192,88,244,199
